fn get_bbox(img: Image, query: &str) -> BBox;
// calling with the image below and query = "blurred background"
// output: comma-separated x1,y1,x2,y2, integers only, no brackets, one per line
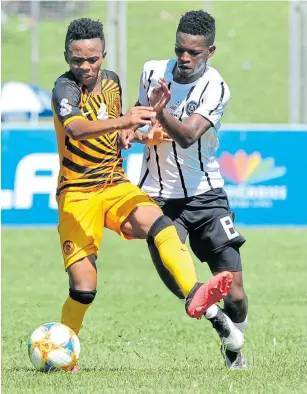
1,0,307,225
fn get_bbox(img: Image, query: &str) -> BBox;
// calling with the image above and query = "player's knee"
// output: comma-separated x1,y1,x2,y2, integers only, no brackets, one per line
67,255,97,290
69,288,97,304
147,215,173,241
123,207,164,239
228,283,246,303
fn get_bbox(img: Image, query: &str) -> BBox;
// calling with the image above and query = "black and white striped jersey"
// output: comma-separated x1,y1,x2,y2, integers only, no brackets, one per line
138,59,230,199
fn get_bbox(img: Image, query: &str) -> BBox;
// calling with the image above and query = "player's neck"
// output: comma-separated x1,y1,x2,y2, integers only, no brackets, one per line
85,70,102,94
173,65,207,85
173,72,199,85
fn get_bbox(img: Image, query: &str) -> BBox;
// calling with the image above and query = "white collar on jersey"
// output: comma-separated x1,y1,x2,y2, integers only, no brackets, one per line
160,60,210,117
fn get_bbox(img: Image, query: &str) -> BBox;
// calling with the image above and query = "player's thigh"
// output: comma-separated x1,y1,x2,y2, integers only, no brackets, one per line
189,218,245,272
122,205,163,239
57,190,104,271
67,254,97,291
187,191,245,265
104,182,161,239
206,246,243,274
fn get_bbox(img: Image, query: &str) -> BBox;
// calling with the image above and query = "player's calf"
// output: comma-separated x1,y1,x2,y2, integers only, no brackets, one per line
145,215,199,297
147,237,185,299
224,293,248,326
62,289,97,335
62,255,98,335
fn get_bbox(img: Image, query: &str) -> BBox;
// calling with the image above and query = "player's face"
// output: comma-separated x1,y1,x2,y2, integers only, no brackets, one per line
175,33,215,80
65,38,106,86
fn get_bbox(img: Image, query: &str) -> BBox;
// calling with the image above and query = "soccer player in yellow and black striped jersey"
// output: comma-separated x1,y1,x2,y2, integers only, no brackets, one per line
52,18,233,370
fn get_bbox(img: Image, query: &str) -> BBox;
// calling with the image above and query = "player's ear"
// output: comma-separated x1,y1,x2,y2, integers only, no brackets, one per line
207,45,216,59
64,52,68,64
102,51,107,60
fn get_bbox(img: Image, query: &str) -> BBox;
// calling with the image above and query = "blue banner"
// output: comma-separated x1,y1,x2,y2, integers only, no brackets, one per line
1,124,307,226
218,127,307,226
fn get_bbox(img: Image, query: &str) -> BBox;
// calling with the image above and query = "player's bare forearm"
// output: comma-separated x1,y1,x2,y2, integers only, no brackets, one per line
156,111,194,149
66,106,155,140
152,77,212,148
156,110,189,148
66,118,124,140
157,110,212,149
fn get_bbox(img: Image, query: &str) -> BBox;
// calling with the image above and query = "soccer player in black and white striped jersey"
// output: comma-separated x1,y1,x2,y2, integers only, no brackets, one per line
132,11,249,369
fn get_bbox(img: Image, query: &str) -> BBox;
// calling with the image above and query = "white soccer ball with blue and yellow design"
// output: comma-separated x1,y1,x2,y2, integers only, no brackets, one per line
28,322,80,372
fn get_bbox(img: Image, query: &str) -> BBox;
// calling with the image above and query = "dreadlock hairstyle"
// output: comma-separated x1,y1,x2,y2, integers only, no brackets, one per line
65,18,105,52
177,11,215,46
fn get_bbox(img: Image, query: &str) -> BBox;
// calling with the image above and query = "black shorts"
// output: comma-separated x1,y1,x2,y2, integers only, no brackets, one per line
153,188,246,273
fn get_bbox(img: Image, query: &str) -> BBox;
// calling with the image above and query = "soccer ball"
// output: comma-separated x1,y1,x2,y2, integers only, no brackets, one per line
28,322,80,372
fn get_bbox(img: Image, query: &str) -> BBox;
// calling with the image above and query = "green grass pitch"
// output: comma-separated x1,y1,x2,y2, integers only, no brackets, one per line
2,228,307,394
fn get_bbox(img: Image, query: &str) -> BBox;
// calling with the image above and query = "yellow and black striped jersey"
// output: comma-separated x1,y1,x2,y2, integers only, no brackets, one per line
52,69,127,196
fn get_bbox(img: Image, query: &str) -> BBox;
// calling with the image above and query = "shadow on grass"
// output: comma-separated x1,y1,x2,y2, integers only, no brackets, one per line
2,366,130,374
2,367,37,373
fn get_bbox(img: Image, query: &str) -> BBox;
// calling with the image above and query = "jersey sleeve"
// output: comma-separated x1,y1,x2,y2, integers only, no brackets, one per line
194,81,230,127
52,78,84,126
137,67,150,106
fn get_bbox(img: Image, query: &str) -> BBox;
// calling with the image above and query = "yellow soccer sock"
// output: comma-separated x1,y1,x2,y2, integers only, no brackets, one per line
61,296,92,336
153,224,198,297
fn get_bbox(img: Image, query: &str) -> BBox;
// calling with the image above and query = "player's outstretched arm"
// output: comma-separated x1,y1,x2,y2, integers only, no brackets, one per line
151,78,212,149
52,78,155,141
157,109,212,149
66,107,155,141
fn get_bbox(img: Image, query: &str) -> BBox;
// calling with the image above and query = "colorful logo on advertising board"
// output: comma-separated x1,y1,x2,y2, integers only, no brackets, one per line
218,150,287,208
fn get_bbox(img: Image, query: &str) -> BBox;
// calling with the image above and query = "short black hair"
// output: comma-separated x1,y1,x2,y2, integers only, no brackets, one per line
177,11,215,46
65,18,105,52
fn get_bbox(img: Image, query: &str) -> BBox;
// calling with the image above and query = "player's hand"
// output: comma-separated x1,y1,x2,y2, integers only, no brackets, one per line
117,128,135,150
145,121,172,146
150,78,171,114
121,106,156,128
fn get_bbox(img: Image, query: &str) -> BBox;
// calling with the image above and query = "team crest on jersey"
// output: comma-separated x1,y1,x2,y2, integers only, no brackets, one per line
169,99,182,117
63,240,74,255
186,100,199,116
97,103,108,120
60,98,72,117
